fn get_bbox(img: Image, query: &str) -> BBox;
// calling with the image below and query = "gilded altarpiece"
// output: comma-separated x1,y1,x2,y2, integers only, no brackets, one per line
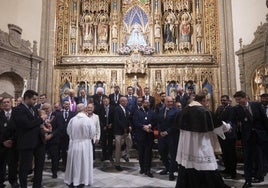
54,0,220,110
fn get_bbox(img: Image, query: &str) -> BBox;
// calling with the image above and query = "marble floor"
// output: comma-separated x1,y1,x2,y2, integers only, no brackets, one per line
3,159,268,188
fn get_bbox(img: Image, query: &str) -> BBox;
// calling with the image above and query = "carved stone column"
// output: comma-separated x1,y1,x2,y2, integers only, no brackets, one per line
39,0,57,101
217,0,237,96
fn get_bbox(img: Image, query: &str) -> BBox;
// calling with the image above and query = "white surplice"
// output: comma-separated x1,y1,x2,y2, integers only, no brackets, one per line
176,130,218,171
176,101,231,171
64,112,96,186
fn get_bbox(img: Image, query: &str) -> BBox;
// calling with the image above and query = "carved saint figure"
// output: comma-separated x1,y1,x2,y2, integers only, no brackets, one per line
154,20,161,38
127,23,147,47
164,13,175,43
180,12,191,42
112,24,118,39
98,15,108,44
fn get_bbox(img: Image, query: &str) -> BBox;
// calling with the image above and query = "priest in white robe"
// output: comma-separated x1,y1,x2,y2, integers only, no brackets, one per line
64,103,96,187
175,93,231,188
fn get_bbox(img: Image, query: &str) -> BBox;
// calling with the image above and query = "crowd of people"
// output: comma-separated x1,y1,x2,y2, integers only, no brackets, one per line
0,86,267,188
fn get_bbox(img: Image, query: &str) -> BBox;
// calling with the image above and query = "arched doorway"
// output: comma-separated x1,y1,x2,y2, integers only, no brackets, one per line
0,72,24,99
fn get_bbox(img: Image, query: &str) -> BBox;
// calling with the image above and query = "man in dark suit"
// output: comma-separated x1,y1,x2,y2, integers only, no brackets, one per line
158,96,179,181
0,97,18,188
133,99,156,177
57,99,76,170
215,95,237,179
109,86,123,106
155,92,166,114
113,97,132,171
77,89,92,107
12,90,47,188
93,87,107,115
233,91,268,188
99,97,115,161
41,103,61,178
142,87,155,110
175,88,189,108
125,86,137,114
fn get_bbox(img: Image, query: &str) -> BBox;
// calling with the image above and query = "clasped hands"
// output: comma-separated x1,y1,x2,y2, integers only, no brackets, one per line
143,125,153,133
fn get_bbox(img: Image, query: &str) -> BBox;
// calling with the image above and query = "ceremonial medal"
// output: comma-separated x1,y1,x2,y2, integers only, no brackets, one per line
244,117,248,122
145,117,147,120
4,123,7,127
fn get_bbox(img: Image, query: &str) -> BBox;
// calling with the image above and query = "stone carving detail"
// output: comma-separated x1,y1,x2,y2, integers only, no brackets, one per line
125,50,147,74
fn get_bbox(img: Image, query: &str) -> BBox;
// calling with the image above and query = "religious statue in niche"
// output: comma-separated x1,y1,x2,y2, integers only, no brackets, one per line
98,14,108,44
127,23,147,47
132,75,143,97
154,20,161,38
164,13,175,43
81,13,94,53
179,12,191,51
111,23,118,39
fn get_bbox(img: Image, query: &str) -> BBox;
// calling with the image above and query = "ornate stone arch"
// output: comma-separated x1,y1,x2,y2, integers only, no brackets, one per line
0,71,24,98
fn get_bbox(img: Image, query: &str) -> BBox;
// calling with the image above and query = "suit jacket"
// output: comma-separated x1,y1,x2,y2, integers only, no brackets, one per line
77,95,93,105
142,95,156,110
133,107,156,141
109,93,123,106
56,110,76,137
12,103,44,150
175,93,189,108
0,109,17,150
113,105,130,135
46,111,61,144
125,95,137,114
93,94,107,115
155,102,165,114
215,104,236,139
233,102,268,142
158,106,179,134
99,104,115,130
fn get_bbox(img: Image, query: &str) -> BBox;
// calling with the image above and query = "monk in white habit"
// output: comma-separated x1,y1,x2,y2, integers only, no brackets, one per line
175,93,231,188
64,104,96,187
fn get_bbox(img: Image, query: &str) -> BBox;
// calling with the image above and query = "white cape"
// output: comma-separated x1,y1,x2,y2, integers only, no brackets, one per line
64,112,96,186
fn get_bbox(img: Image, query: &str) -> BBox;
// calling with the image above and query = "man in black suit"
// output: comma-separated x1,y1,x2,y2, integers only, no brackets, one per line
12,90,47,188
233,91,268,188
93,87,107,116
57,99,76,170
99,97,115,161
133,99,156,177
215,95,237,179
109,86,123,106
41,103,61,178
175,88,189,108
158,96,180,181
142,87,155,110
155,92,166,114
113,97,132,171
77,89,92,107
125,86,137,115
0,97,18,188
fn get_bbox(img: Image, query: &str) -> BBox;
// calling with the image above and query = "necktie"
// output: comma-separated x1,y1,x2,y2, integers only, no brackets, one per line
29,107,35,116
164,108,169,119
244,106,252,121
64,110,68,120
115,95,118,103
6,112,10,121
